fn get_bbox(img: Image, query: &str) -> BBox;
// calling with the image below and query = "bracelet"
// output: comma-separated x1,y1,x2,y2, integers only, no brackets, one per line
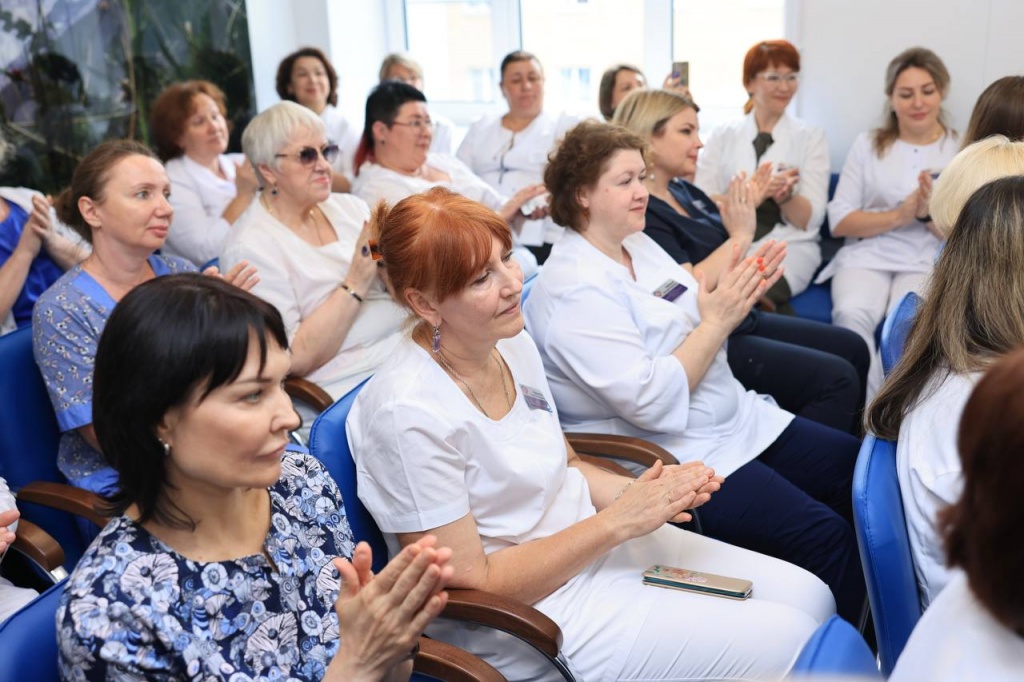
406,640,421,661
917,214,932,223
614,479,636,500
339,282,363,303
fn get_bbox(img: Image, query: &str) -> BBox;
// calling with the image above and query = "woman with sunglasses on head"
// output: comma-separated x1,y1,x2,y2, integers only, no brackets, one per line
455,51,578,263
696,40,827,315
33,140,257,497
222,102,405,401
352,81,545,276
819,47,958,398
150,80,259,267
276,46,359,193
57,273,452,681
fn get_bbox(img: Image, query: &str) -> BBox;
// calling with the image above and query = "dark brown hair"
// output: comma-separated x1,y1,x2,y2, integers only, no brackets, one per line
544,120,646,231
275,46,338,107
150,80,228,162
53,139,158,243
962,76,1024,148
598,64,645,121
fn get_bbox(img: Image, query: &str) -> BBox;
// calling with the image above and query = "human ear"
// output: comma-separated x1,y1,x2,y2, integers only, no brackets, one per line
371,120,389,145
78,196,102,229
405,288,441,327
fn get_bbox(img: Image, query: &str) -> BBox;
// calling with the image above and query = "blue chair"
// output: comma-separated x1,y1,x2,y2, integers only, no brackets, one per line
880,291,921,375
789,615,881,679
852,434,921,676
0,328,101,569
791,173,841,324
0,578,65,682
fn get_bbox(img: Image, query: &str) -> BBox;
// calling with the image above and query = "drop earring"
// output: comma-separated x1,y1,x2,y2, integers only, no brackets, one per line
431,325,441,353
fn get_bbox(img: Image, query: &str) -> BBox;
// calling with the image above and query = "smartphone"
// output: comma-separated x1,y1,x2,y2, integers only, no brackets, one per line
642,564,753,600
671,61,689,88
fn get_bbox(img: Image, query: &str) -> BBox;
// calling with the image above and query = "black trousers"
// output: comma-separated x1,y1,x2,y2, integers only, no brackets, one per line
727,311,869,434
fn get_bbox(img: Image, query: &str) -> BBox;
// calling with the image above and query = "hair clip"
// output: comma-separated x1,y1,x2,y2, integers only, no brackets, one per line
368,239,383,261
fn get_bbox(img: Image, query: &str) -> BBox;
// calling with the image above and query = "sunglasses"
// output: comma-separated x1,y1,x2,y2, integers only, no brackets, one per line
275,143,340,166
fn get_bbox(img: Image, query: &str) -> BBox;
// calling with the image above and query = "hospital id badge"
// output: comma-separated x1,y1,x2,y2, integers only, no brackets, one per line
520,384,553,412
653,279,687,302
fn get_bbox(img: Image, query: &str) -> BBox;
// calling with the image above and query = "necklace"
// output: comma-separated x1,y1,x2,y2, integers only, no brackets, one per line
437,349,512,418
263,194,325,246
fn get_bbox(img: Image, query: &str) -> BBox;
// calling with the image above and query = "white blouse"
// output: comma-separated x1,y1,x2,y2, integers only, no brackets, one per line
897,370,977,607
220,193,406,399
456,111,579,246
351,152,505,213
164,153,245,267
819,131,958,280
523,229,793,477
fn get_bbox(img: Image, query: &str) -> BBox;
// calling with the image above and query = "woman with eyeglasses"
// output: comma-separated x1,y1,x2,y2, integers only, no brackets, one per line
352,81,545,275
819,47,957,397
150,80,259,267
696,40,828,315
221,102,406,400
455,51,578,263
276,46,359,193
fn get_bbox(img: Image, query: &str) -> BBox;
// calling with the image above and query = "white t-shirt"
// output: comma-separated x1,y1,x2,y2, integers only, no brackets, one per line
524,229,793,477
164,153,245,267
818,131,958,282
897,370,978,607
320,104,361,183
696,112,828,293
891,572,1024,682
351,152,505,213
456,111,579,246
221,193,406,399
0,476,37,622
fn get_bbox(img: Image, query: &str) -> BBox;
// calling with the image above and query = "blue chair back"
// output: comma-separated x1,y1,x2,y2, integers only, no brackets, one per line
852,434,921,676
0,329,88,568
880,291,921,375
308,378,389,574
0,578,65,682
789,615,881,679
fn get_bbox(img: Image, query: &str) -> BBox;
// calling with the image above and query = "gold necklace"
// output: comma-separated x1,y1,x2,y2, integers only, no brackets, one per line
437,349,512,418
263,195,325,246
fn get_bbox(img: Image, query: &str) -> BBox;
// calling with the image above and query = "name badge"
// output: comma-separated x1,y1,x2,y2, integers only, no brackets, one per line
653,279,687,302
520,384,553,412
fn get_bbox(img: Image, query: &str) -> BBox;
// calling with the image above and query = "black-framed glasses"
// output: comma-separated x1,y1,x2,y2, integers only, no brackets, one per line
390,118,435,131
275,144,340,166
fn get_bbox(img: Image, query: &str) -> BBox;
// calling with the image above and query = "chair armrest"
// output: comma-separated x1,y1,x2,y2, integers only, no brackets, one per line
10,519,65,573
566,432,679,468
415,636,506,681
577,454,633,477
16,481,109,529
442,588,563,658
285,377,334,414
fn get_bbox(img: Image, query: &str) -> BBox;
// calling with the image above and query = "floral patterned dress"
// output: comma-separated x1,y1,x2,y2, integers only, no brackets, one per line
57,454,356,681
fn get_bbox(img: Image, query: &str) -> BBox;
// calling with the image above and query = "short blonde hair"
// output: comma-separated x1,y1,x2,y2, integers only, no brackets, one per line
931,135,1024,237
379,53,423,83
611,88,699,146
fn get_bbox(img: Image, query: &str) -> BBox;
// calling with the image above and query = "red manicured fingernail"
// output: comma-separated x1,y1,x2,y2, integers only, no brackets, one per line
757,257,764,264
758,265,766,272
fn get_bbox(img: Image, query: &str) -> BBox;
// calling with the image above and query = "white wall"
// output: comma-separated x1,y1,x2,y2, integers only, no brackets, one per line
794,0,1024,170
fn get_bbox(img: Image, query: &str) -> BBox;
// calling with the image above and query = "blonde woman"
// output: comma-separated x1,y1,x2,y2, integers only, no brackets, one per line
867,137,1024,607
378,53,456,154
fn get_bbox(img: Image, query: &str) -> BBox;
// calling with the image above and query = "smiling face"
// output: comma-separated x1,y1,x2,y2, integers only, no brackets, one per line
890,66,944,139
610,69,646,113
80,154,174,255
500,58,545,119
157,336,299,496
262,127,333,208
289,55,332,113
747,64,799,119
177,93,229,164
426,236,524,349
649,107,702,180
577,148,649,239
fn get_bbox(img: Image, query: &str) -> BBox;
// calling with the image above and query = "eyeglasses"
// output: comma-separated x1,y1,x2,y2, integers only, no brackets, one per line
390,118,434,131
275,144,340,166
760,73,800,85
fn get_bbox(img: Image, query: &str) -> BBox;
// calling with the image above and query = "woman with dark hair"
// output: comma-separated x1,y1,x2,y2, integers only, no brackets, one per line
889,346,1024,680
696,40,828,313
961,75,1024,147
351,81,545,275
33,140,256,495
598,64,646,121
56,273,452,680
276,46,358,192
455,51,578,262
615,88,868,434
0,129,88,335
867,164,1024,607
820,46,958,397
150,80,259,266
350,186,833,681
525,121,864,622
222,101,404,401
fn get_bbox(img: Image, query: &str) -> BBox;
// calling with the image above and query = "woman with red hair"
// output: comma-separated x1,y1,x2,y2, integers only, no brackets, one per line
696,40,829,314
